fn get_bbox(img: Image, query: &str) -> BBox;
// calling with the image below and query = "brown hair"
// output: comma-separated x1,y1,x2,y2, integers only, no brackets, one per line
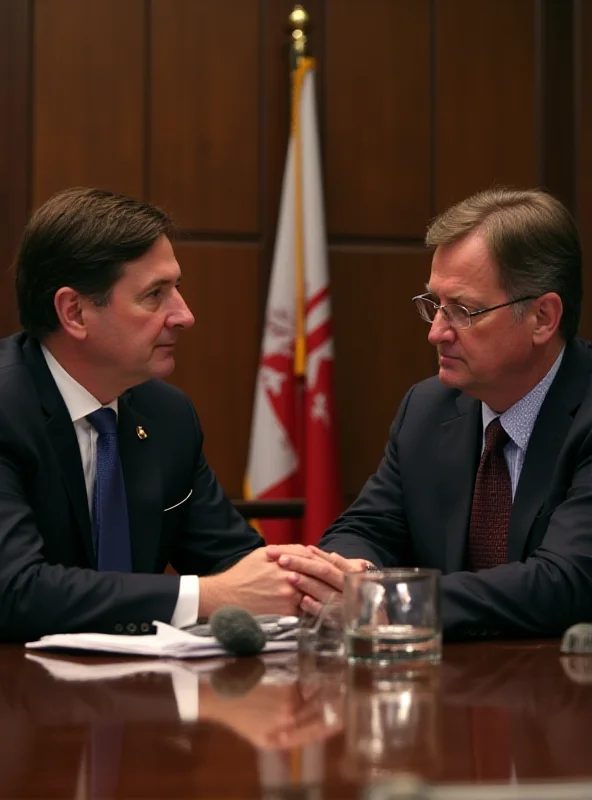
426,187,582,340
15,187,174,338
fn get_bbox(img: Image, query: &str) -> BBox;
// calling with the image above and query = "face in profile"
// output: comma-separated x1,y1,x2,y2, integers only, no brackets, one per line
80,235,195,389
425,231,540,409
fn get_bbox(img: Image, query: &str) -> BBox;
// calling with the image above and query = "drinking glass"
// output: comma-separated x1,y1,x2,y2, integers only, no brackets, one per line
343,568,441,666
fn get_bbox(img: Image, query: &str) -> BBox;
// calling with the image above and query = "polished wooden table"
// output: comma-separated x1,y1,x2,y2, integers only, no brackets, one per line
0,639,591,798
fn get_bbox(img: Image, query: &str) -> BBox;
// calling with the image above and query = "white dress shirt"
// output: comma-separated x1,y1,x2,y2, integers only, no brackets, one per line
41,346,199,628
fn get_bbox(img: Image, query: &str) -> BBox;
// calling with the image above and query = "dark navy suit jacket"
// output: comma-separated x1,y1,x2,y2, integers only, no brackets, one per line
0,333,263,641
320,338,592,638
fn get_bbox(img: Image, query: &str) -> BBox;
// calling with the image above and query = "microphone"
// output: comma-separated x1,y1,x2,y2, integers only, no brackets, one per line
210,606,267,657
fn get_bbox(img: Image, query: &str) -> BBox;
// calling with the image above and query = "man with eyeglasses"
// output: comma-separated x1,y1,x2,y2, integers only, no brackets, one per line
270,187,592,639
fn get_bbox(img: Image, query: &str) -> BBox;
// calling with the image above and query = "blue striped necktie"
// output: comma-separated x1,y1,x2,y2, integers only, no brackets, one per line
87,407,132,572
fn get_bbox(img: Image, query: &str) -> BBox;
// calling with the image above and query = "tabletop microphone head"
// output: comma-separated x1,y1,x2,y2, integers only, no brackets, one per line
210,606,267,657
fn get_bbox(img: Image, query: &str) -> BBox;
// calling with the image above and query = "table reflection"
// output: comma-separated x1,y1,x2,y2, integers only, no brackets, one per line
0,648,345,799
340,640,592,787
344,663,441,782
0,639,591,798
440,642,592,783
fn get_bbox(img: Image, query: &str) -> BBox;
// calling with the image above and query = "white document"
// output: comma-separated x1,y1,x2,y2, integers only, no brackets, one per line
25,620,297,659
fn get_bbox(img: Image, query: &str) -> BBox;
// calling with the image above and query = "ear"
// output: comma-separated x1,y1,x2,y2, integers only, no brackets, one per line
531,292,563,345
54,287,89,341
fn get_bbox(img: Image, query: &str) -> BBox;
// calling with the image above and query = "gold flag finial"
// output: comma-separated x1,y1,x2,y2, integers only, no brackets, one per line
288,4,309,58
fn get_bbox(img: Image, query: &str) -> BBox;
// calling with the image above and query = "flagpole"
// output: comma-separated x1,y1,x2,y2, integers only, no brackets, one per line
288,4,309,379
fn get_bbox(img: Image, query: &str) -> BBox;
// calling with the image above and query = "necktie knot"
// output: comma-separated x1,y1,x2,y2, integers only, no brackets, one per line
484,417,509,452
87,407,118,436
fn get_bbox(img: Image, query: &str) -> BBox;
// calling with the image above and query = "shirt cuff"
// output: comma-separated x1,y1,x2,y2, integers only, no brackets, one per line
170,575,199,628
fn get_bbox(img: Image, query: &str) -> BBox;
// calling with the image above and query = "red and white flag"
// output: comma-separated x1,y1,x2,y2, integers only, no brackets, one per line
244,58,341,546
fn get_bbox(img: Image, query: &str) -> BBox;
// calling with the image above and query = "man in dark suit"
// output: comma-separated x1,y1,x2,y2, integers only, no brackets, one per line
269,187,592,638
0,187,313,641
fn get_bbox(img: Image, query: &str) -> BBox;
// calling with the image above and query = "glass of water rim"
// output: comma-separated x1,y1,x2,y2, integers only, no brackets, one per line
343,567,442,666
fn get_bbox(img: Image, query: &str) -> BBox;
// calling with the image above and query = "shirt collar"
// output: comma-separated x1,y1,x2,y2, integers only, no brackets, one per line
482,347,565,450
41,345,118,423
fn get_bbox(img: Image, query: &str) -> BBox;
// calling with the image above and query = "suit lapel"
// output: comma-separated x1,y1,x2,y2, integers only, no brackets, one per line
45,410,95,565
508,341,592,561
117,393,163,573
438,393,482,572
23,338,95,565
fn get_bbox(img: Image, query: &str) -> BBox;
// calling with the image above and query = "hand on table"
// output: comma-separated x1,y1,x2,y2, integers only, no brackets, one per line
266,545,369,616
200,547,306,617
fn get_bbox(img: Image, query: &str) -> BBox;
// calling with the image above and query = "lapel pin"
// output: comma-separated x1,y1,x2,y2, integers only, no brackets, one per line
136,425,148,440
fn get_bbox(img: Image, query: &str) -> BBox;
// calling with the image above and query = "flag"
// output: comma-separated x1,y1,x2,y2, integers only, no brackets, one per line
244,57,341,546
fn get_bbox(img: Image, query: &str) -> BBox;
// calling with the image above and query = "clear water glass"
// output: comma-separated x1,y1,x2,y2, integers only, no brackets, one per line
343,568,441,666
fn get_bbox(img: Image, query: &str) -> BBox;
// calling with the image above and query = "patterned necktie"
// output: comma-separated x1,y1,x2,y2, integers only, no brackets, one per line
468,417,512,570
87,407,132,572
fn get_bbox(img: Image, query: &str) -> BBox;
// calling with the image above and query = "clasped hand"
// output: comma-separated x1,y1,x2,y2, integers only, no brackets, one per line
202,544,366,618
266,545,367,616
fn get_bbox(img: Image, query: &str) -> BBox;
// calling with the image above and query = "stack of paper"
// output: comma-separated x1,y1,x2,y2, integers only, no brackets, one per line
25,620,297,659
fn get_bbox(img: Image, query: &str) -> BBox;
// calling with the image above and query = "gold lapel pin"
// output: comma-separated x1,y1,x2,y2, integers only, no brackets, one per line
136,425,148,440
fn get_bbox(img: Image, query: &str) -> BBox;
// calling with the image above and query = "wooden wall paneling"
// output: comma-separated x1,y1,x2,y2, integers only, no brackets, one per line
576,0,592,338
0,0,30,335
32,0,145,207
324,0,432,238
150,0,259,234
330,248,434,502
435,0,538,211
168,242,260,497
540,0,575,211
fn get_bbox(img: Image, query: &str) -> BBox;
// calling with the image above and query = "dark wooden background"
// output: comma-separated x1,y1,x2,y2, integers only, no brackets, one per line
0,0,590,505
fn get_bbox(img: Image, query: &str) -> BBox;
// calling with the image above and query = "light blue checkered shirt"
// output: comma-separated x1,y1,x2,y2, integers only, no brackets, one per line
481,348,565,498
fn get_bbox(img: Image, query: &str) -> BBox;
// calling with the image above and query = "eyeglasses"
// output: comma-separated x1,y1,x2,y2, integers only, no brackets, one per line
412,293,539,330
